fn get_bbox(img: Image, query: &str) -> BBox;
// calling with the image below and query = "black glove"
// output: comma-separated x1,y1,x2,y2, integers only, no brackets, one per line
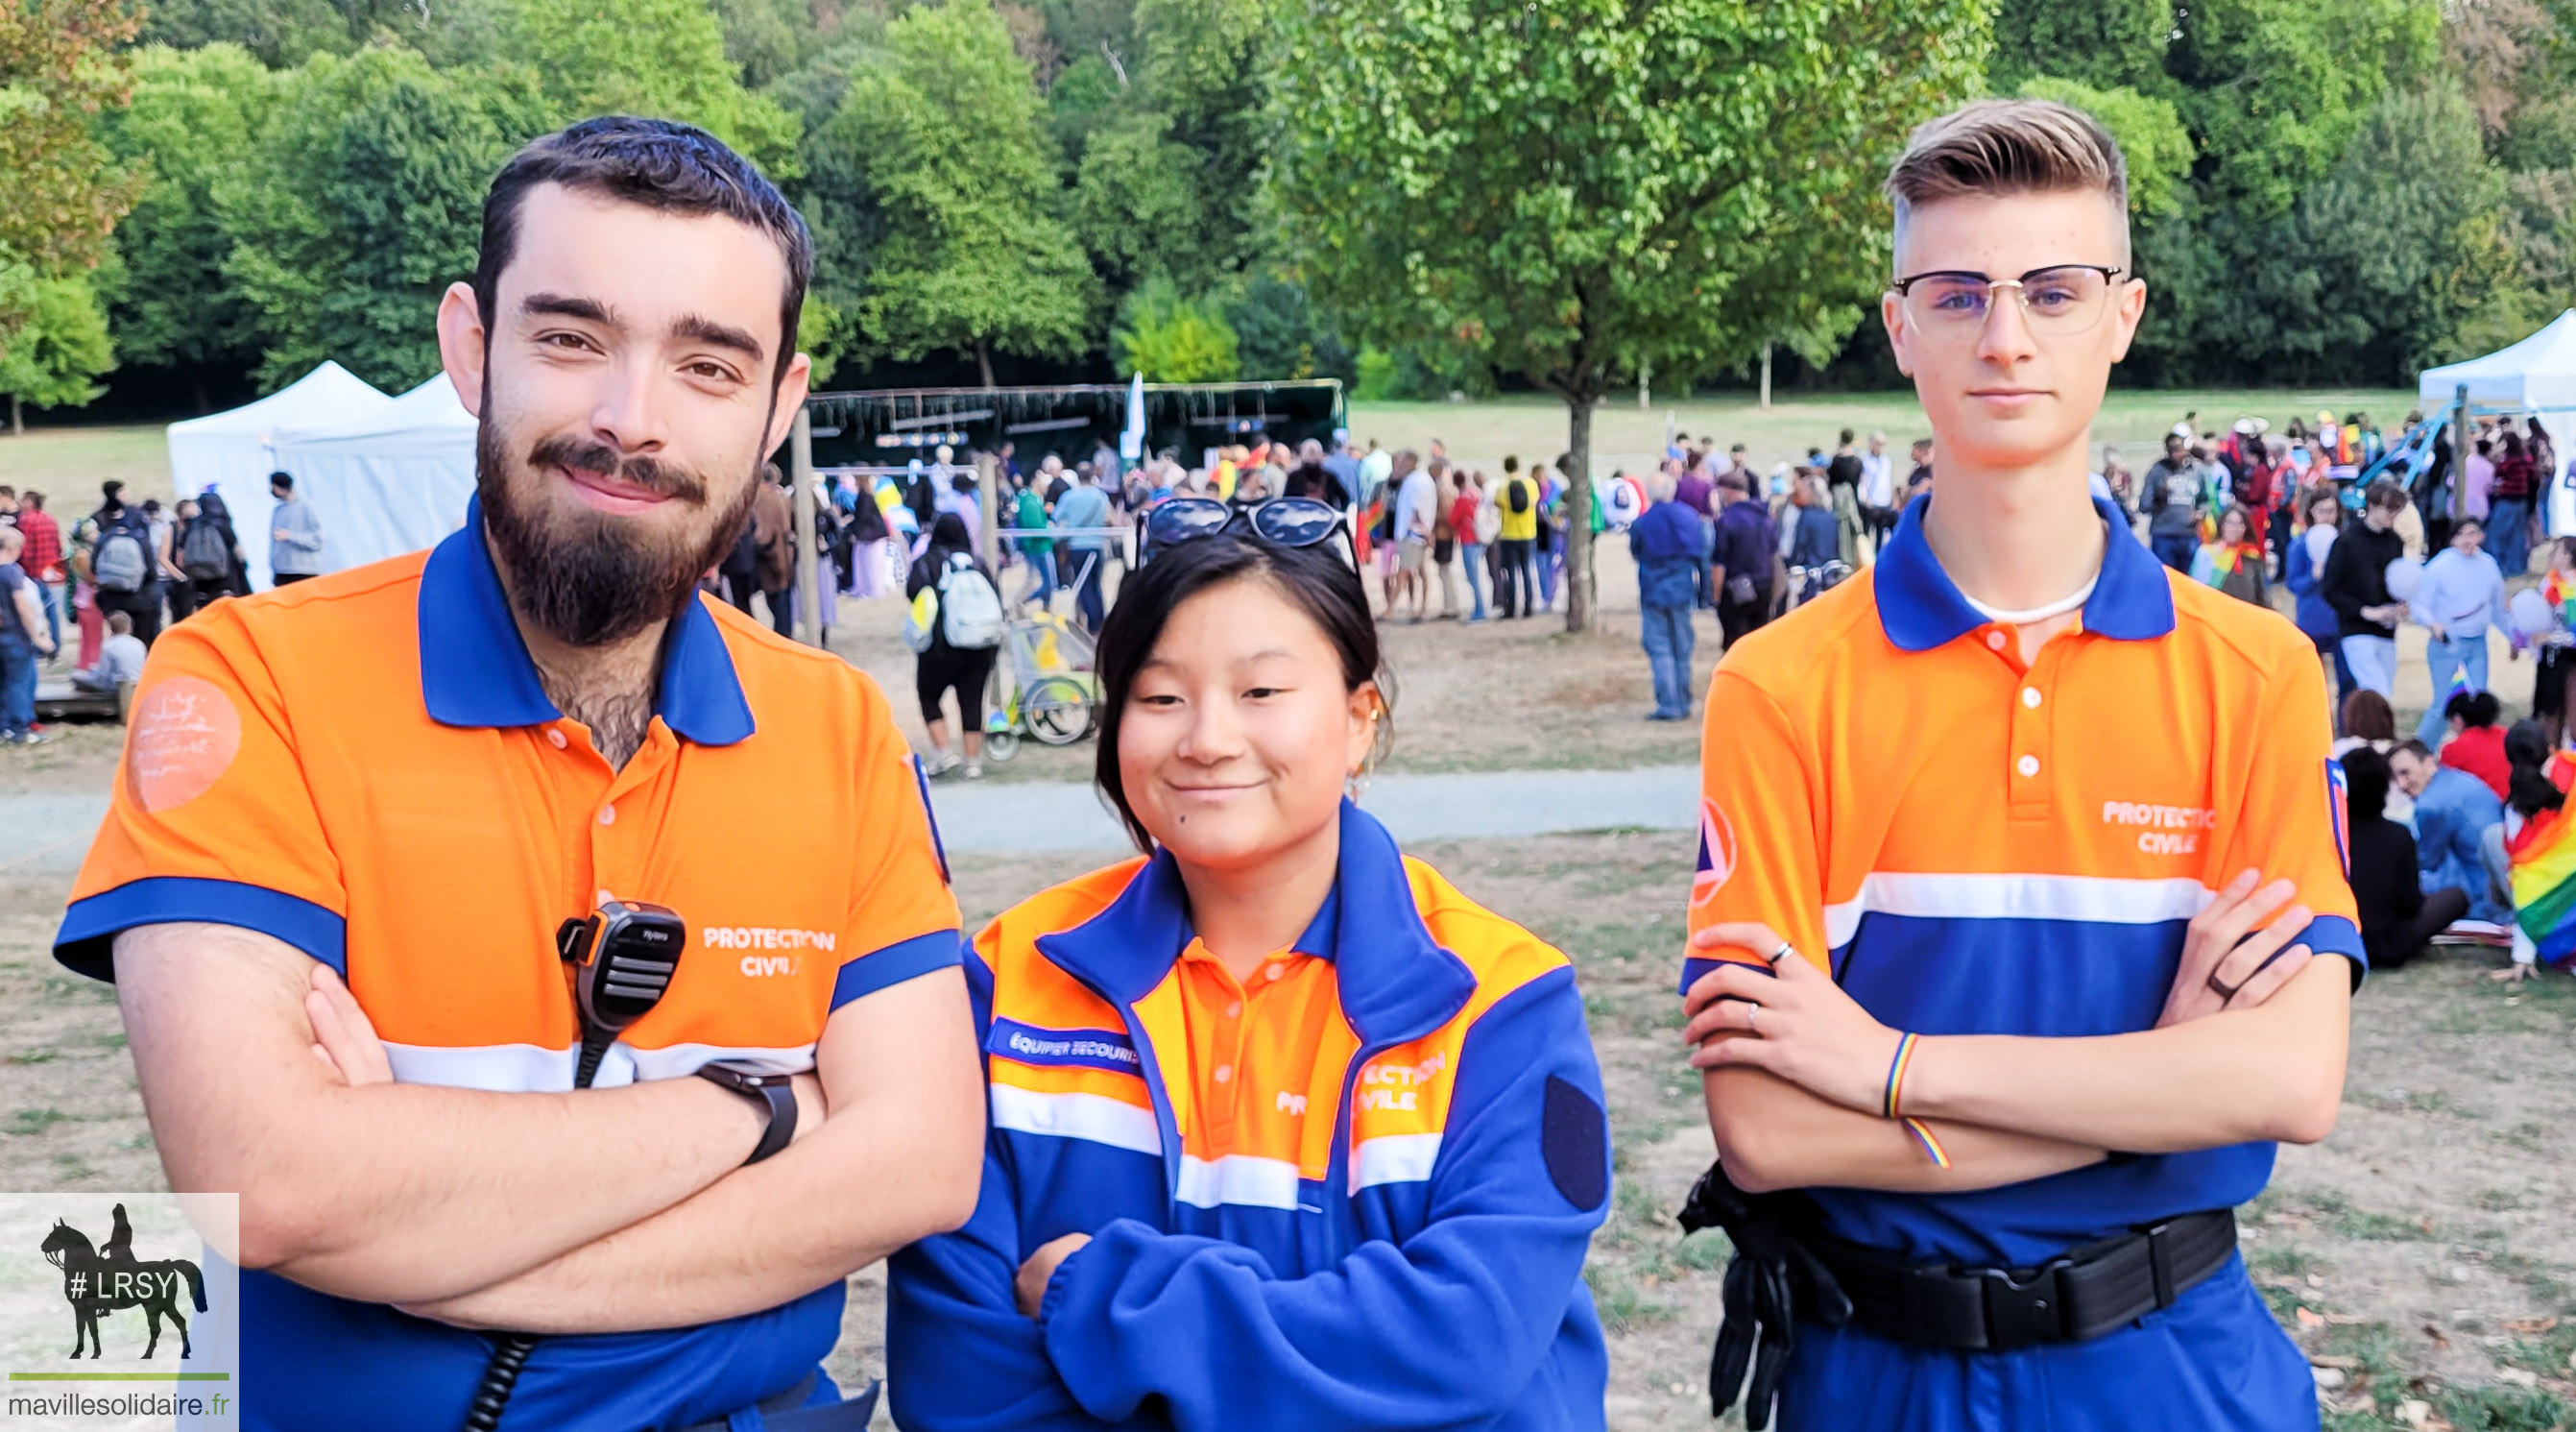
1676,1160,1851,1430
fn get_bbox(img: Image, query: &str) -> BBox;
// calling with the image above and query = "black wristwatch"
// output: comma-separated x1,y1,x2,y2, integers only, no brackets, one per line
696,1060,798,1166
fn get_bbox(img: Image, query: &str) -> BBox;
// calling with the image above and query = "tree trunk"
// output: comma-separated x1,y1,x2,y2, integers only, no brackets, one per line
1563,394,1596,633
1638,359,1650,411
9,395,20,437
975,339,996,391
1759,346,1772,409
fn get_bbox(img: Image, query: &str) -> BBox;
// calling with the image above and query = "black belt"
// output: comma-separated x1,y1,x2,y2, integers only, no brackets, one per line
1804,1209,2237,1352
675,1372,879,1432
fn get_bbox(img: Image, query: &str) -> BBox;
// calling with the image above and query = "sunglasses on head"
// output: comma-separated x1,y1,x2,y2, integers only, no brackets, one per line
1142,498,1350,562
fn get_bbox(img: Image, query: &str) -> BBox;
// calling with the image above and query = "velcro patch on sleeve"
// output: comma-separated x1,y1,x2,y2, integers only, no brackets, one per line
1540,1074,1608,1212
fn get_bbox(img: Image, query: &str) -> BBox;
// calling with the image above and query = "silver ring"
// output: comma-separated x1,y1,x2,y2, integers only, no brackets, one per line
1746,1004,1761,1032
1768,941,1796,967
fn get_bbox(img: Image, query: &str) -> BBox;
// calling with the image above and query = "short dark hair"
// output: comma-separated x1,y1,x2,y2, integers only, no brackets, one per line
2340,745,2391,821
2445,690,2502,729
2394,739,2434,764
1092,536,1385,853
474,116,812,385
2363,478,2408,512
269,472,293,491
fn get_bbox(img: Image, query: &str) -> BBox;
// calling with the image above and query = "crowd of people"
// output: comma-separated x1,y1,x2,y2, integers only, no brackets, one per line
0,472,325,743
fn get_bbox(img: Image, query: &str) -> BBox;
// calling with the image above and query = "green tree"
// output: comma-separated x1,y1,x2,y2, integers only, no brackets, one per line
135,0,351,66
0,0,141,399
1988,0,2170,94
0,0,142,279
2166,0,2438,226
1071,109,1220,290
1228,272,1355,383
488,0,801,175
1133,0,1267,187
95,44,278,406
2015,78,2195,218
0,269,116,433
221,45,545,392
1112,277,1237,381
2286,85,2522,379
1283,0,1986,631
809,0,1093,387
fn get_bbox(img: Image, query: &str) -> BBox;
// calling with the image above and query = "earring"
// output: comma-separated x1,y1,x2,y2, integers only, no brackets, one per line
1345,764,1371,801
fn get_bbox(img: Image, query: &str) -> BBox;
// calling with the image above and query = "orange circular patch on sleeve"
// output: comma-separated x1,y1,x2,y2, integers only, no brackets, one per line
127,676,246,813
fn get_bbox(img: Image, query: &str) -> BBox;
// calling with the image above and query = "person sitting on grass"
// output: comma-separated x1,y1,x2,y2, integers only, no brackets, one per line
2438,689,2510,801
72,610,148,695
2500,719,2576,983
2392,739,2509,927
2341,745,2467,972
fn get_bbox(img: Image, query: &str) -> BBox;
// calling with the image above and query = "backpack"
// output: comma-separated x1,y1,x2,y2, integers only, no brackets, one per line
1505,476,1532,516
94,523,150,594
181,519,231,582
937,552,1004,649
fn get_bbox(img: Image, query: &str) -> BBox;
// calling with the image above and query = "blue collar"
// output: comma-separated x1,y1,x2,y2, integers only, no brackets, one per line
1872,493,2175,652
417,498,756,746
1037,800,1478,1048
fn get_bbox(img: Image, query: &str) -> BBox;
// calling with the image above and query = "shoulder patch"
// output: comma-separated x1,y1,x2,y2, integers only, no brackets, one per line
1540,1074,1607,1212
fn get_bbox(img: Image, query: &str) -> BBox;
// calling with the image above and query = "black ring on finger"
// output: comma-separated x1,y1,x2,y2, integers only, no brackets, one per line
2205,969,2246,1005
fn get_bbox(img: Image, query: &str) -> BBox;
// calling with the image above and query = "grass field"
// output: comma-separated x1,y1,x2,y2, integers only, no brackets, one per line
0,387,2418,507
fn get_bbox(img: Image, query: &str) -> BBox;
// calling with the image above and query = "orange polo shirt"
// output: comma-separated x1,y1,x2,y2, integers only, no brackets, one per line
52,498,964,1426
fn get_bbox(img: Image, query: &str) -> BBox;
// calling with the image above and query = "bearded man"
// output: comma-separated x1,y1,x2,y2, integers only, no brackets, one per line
54,118,983,1432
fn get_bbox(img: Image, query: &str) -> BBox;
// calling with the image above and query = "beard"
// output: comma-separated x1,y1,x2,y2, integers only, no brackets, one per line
475,398,758,649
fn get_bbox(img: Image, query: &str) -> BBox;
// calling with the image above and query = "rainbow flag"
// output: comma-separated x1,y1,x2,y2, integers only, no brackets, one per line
2506,753,2576,966
2547,570,2576,628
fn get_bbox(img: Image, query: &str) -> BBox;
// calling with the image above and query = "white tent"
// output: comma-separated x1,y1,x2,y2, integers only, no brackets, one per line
2418,308,2576,415
166,362,393,588
261,374,480,586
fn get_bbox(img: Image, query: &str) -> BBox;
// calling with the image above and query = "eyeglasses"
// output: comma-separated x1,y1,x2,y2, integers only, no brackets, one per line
1141,498,1350,563
1890,264,2128,336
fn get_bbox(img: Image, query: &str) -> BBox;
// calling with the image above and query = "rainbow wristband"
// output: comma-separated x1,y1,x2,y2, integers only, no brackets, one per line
1883,1033,1947,1166
1882,1032,1920,1120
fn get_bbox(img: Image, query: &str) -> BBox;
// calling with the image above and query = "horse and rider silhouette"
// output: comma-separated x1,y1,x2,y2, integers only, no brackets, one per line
38,1203,206,1359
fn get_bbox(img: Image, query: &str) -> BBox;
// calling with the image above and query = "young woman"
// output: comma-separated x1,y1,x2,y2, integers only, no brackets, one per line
907,513,1001,779
2189,505,2269,606
2411,515,2507,747
2283,487,2350,710
2500,720,2575,983
888,512,1611,1431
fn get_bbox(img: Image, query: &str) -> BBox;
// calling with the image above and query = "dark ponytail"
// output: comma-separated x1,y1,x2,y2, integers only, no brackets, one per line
2504,719,2564,818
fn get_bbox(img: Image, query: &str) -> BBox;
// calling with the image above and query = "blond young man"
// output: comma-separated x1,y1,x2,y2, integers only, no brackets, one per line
1674,100,2361,1431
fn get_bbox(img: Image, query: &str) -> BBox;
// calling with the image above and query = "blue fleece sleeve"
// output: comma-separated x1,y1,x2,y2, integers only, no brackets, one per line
884,950,1124,1432
1034,969,1609,1432
2412,796,2450,885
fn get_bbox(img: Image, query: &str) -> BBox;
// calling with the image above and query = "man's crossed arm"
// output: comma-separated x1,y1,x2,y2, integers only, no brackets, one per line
115,921,983,1330
1683,872,2351,1196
